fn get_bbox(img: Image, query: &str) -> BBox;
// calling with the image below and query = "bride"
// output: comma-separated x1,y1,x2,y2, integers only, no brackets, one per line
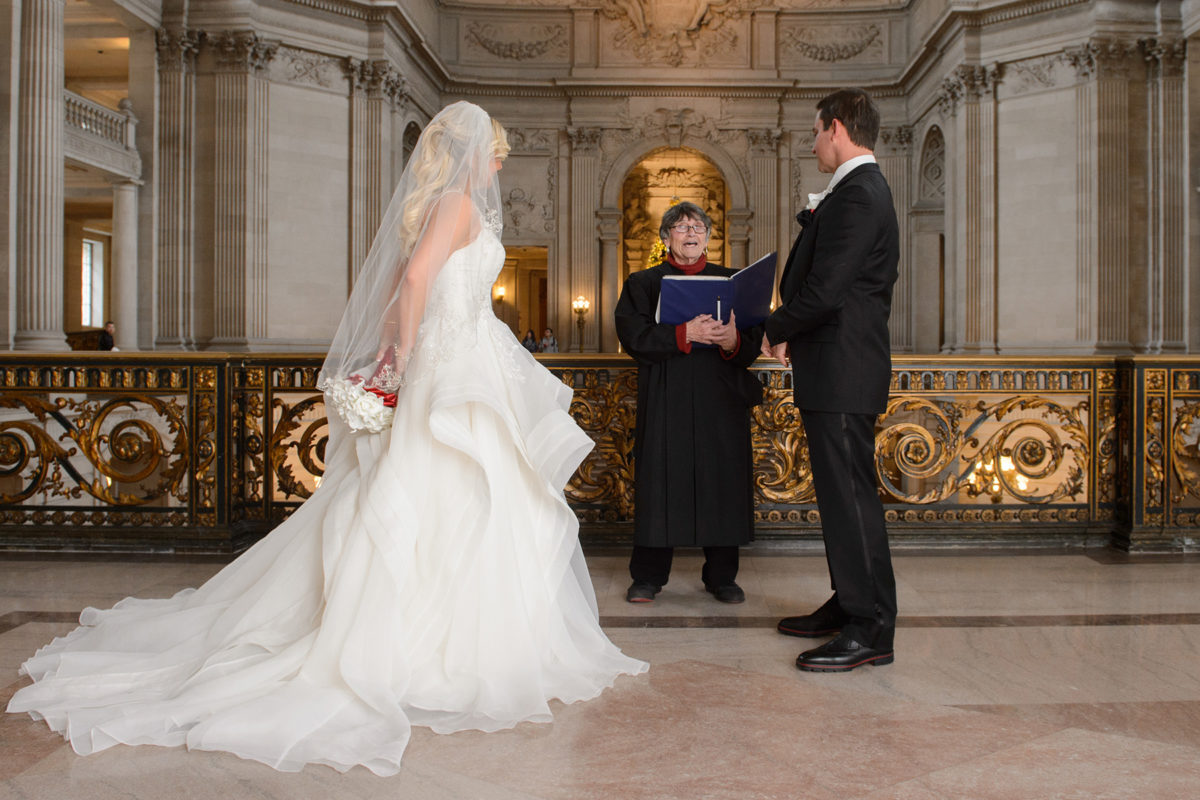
6,101,647,775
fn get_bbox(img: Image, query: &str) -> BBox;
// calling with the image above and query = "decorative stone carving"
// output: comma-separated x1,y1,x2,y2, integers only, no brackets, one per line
345,59,408,106
599,0,765,66
1004,54,1061,95
780,24,882,63
1140,37,1187,79
1063,38,1140,81
747,128,781,155
918,126,945,204
937,63,1002,116
507,128,557,154
877,125,913,155
270,46,345,90
567,127,603,153
211,31,279,73
502,161,556,236
155,28,202,71
465,22,567,61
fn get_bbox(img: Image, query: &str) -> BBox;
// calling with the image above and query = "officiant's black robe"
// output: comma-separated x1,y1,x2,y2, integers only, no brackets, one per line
615,262,764,548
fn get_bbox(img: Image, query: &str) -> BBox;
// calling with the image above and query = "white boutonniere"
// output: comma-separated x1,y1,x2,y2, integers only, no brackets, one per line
805,191,827,211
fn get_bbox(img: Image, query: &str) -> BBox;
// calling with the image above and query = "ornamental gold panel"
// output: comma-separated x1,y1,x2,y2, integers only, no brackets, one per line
2,354,1199,553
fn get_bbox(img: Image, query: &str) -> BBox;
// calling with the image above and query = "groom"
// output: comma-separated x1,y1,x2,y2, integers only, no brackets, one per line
761,88,899,672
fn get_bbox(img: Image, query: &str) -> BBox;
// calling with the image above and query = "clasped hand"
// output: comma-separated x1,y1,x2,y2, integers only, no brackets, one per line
685,310,739,352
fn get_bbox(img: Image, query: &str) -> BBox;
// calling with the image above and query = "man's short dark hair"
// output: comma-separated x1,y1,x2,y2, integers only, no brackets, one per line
659,201,712,241
816,88,880,150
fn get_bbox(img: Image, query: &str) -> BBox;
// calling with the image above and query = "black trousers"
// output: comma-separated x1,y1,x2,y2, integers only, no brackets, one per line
629,545,739,588
801,410,897,649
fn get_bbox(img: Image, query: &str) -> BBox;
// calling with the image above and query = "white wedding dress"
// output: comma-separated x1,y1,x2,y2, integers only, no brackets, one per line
8,230,647,776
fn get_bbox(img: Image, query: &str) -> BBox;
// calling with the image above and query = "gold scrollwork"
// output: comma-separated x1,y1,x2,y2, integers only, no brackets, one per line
1146,395,1166,509
876,395,1088,505
751,374,815,504
269,394,328,500
558,369,637,521
0,394,189,506
1170,399,1200,504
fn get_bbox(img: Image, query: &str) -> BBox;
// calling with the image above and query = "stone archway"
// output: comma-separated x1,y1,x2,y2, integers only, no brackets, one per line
619,147,729,280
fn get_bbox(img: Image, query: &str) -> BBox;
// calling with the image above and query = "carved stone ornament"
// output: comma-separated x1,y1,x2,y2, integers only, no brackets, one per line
345,59,408,106
155,28,203,71
780,24,882,63
212,31,279,74
465,22,567,61
567,127,603,153
1005,54,1060,96
918,126,945,204
878,125,913,154
270,46,345,90
1140,37,1187,79
506,128,557,154
1063,38,1141,81
936,63,1003,117
747,129,782,155
599,0,766,67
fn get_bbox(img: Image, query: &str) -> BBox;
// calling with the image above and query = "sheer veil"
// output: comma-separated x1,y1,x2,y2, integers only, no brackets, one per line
318,101,505,409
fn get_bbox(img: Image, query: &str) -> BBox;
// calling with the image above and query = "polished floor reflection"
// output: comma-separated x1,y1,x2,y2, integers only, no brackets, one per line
3,549,1200,798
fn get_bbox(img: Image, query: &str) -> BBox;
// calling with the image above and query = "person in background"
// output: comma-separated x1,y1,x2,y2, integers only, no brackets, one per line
521,329,539,353
540,327,558,353
97,321,116,351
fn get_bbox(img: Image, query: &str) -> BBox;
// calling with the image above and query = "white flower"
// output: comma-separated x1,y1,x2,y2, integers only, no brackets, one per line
805,191,827,211
319,377,394,434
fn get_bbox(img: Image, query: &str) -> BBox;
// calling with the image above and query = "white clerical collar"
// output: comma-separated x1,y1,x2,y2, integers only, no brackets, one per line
806,154,876,210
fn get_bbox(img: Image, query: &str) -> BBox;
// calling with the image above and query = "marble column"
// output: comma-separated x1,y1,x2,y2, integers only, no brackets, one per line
747,129,780,264
941,64,1001,354
346,59,403,283
210,31,277,350
726,209,752,269
13,0,66,351
878,125,913,352
567,127,601,352
1066,39,1142,352
155,28,201,349
0,2,18,348
597,207,621,351
111,179,139,350
1142,38,1188,352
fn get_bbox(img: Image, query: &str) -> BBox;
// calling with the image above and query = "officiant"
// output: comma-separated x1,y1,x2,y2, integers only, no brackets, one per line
615,201,765,605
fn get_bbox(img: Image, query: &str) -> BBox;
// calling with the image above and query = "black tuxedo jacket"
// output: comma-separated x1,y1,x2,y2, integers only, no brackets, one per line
764,162,899,415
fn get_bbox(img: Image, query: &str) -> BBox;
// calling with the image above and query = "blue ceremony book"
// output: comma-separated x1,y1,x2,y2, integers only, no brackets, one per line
655,251,777,332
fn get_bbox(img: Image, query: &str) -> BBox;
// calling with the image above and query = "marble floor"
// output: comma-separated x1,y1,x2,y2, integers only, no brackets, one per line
2,548,1200,799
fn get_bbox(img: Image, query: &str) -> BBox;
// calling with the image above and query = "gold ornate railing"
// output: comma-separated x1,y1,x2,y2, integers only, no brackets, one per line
0,354,1197,553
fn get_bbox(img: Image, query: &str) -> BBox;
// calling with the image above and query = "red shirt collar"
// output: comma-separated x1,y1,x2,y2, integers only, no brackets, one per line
666,252,706,275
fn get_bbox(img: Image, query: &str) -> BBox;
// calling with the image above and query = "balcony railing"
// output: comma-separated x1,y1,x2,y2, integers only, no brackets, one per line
63,90,141,179
0,353,1196,554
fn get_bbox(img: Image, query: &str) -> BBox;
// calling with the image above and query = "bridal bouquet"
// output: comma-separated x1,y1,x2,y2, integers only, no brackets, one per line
320,375,398,434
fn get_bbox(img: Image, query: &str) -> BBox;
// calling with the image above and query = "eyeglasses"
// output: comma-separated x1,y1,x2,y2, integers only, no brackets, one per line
670,223,708,235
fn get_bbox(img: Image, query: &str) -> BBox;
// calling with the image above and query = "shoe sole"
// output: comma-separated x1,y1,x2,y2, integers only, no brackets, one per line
777,624,842,638
796,653,894,672
626,597,655,603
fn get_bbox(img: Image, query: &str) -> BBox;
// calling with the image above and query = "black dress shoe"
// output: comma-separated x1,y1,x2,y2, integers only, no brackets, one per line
795,633,894,672
626,581,661,603
777,595,848,638
704,582,745,604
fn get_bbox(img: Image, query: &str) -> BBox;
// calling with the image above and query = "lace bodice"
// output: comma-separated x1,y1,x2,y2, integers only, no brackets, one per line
411,230,510,373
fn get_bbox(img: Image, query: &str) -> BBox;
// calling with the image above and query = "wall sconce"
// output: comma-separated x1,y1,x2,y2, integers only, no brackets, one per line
493,285,506,302
571,295,590,353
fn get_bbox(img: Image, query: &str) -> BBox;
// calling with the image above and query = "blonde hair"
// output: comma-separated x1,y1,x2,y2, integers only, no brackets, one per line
491,117,510,159
397,111,508,256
